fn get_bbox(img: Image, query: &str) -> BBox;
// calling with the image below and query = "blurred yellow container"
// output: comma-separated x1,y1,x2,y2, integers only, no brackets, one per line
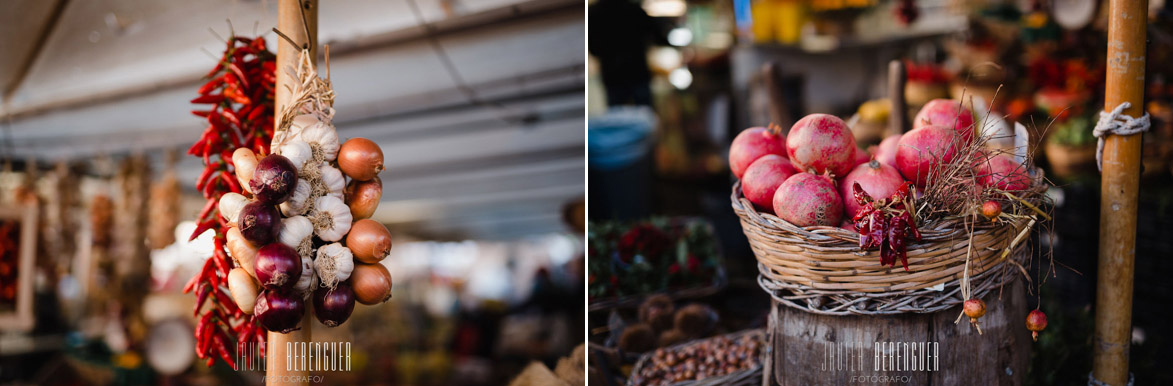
774,0,805,45
752,0,805,45
751,0,775,43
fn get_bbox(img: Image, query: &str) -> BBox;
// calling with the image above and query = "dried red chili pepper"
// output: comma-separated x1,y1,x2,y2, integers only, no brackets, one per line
852,182,923,271
214,334,235,370
191,94,225,104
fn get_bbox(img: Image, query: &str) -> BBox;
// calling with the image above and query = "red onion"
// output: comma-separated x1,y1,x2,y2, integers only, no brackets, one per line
238,201,282,245
254,243,302,290
312,282,356,327
250,154,298,204
254,290,305,333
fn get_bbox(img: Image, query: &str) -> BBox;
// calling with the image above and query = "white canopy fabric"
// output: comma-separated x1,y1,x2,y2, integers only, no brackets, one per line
0,0,585,240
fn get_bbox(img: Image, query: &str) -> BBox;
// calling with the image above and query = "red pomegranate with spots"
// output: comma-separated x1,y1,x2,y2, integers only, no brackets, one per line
895,125,962,187
786,114,857,177
772,172,843,227
729,125,786,178
851,146,870,168
872,134,902,167
976,154,1031,191
741,155,798,212
913,99,976,145
839,159,905,219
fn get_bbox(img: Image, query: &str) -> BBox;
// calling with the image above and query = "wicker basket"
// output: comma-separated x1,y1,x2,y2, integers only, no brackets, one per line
731,181,1037,316
627,329,766,386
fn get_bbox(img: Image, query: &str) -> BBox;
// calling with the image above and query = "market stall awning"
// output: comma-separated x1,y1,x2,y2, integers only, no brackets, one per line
0,0,584,240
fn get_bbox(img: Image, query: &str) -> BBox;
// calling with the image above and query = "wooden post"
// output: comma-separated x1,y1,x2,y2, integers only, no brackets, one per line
1093,0,1146,385
267,1,316,385
765,280,1030,385
888,60,907,134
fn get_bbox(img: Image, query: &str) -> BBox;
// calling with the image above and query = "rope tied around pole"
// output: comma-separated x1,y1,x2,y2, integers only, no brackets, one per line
1093,102,1150,171
1088,371,1133,386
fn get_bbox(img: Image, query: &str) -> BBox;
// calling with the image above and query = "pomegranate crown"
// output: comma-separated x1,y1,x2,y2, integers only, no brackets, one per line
767,122,784,135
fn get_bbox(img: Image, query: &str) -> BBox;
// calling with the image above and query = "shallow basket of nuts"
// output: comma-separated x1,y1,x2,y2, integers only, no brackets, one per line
627,329,765,386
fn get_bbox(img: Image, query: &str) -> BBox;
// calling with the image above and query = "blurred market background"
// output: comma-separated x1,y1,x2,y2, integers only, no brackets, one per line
587,0,1173,385
0,0,584,385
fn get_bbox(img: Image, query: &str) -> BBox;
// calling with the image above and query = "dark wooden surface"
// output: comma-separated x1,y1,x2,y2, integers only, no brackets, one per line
765,279,1030,385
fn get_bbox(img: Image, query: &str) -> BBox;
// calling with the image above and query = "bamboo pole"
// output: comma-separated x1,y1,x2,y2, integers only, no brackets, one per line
267,1,316,385
888,60,907,134
1093,0,1146,384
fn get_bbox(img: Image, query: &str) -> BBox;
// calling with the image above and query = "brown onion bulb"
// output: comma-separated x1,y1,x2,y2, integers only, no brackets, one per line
344,177,382,220
351,263,392,305
346,219,392,264
228,268,260,314
337,138,384,181
226,227,259,278
232,148,259,194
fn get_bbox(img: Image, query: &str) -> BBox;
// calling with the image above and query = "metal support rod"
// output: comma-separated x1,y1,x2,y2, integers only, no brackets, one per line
1093,0,1146,385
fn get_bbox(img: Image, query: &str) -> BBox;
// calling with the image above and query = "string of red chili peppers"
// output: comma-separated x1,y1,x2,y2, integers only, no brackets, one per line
183,34,276,369
851,182,922,271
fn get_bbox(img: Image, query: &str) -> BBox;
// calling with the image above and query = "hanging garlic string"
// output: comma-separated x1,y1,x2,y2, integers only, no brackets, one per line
273,49,336,150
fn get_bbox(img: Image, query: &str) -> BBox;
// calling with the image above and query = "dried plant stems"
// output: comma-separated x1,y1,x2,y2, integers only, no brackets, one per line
272,48,336,150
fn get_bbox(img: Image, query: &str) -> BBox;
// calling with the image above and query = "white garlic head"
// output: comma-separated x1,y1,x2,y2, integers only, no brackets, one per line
310,195,352,242
318,163,346,199
218,193,249,225
292,254,315,298
279,178,313,216
278,140,315,173
291,114,340,162
277,215,314,257
315,243,354,290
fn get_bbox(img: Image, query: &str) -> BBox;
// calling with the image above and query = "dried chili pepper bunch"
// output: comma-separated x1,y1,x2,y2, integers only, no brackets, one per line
851,182,922,271
184,33,276,369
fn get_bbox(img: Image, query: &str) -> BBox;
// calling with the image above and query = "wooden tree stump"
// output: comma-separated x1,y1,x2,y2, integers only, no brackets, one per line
763,279,1030,385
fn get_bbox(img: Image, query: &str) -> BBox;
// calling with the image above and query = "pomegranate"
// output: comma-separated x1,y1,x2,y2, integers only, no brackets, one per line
913,99,976,144
1026,309,1048,341
851,146,870,168
772,173,843,227
741,155,798,212
976,154,1031,191
895,125,962,187
729,125,786,178
839,160,905,219
786,114,857,177
873,134,901,167
963,298,987,335
981,200,1002,220
840,219,855,232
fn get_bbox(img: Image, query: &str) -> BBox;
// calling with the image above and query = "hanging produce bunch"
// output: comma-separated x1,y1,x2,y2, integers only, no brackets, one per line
218,45,392,337
184,33,276,369
730,98,1053,341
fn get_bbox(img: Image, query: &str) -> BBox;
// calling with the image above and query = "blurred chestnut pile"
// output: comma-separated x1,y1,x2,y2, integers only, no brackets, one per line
618,295,718,353
629,334,762,385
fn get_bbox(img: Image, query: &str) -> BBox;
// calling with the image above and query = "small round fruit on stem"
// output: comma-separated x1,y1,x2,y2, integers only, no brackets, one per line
963,298,987,335
1026,309,1048,342
981,200,1002,220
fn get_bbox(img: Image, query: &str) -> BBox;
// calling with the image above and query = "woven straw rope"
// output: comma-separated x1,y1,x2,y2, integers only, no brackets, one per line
732,182,1033,315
